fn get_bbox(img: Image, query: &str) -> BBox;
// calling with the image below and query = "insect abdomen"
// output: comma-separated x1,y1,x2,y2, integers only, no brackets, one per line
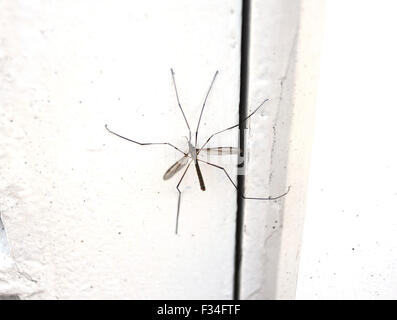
195,162,206,191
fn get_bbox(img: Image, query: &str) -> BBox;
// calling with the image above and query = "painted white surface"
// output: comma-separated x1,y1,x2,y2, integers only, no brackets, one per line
0,0,242,299
296,1,397,299
240,0,325,299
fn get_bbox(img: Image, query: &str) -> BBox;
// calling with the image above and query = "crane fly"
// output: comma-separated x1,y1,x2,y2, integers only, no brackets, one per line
105,68,290,234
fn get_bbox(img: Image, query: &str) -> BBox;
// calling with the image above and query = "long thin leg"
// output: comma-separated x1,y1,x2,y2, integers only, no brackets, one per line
105,124,185,155
175,159,193,235
197,98,269,155
195,70,219,148
170,68,192,141
197,158,290,200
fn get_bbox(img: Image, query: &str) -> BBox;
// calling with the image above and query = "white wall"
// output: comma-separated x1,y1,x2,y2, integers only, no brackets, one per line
0,0,242,299
240,0,325,299
3,0,378,300
296,0,397,299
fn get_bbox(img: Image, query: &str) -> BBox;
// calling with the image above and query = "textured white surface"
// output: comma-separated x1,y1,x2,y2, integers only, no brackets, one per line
0,0,241,299
296,0,397,299
240,0,325,299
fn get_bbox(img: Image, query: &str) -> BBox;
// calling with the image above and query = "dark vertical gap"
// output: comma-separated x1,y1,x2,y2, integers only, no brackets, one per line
233,0,251,300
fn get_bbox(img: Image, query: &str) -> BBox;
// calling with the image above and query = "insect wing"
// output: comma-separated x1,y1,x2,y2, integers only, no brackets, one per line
163,156,189,180
201,147,240,156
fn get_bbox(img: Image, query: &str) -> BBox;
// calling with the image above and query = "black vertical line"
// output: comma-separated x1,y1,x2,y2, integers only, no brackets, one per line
233,0,251,300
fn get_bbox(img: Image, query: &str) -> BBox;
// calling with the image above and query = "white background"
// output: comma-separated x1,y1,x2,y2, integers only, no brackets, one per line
296,0,397,299
2,0,396,300
240,0,324,299
0,0,242,299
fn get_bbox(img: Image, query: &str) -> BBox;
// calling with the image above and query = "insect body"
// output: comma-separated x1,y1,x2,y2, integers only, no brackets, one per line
105,69,290,234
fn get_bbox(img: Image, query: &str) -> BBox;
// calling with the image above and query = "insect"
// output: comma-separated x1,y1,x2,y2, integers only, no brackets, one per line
105,68,290,234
